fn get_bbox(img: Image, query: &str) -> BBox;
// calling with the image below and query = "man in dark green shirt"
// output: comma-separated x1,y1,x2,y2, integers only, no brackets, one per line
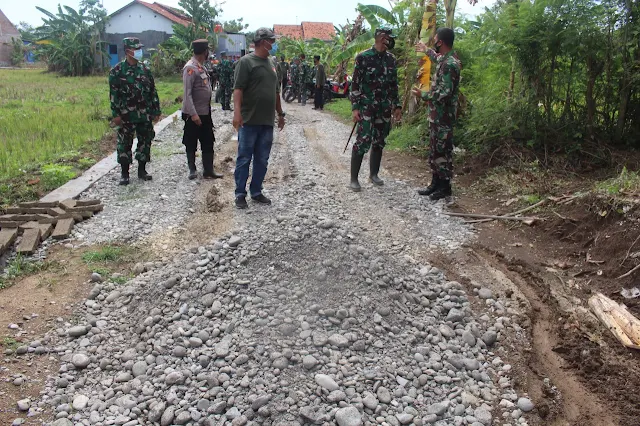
232,28,286,209
313,55,326,110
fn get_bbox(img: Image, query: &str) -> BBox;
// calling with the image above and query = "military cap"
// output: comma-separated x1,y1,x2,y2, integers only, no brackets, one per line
220,51,227,56
123,37,144,49
254,27,276,43
375,27,396,38
192,39,210,50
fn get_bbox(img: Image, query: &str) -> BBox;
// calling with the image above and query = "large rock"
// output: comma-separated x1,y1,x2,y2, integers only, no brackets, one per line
72,394,89,410
315,374,339,391
71,353,90,369
67,325,89,337
335,406,362,426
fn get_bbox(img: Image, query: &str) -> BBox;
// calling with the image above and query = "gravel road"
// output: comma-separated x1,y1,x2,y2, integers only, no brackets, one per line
10,104,533,426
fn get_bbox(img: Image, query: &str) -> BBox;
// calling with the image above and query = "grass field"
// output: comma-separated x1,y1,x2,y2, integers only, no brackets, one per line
0,69,183,206
324,98,352,122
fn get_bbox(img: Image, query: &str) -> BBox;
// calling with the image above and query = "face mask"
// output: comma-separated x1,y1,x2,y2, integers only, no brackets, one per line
133,49,143,60
434,42,441,53
385,37,396,50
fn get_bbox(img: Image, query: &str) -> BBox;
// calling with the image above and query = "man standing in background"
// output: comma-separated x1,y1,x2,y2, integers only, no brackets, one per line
299,53,312,106
413,28,461,201
313,55,325,110
109,37,160,186
181,39,223,180
232,28,286,209
290,57,300,102
216,51,234,110
279,56,289,96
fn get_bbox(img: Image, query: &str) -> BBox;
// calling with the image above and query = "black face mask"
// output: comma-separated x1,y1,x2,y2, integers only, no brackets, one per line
384,37,396,50
434,42,442,53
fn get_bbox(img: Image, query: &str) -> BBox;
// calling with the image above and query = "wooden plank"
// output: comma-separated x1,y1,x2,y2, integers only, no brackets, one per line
38,224,53,240
51,218,74,240
0,221,21,228
65,204,104,214
18,201,59,208
59,199,77,210
48,207,67,216
16,228,41,255
75,199,101,207
0,228,18,254
589,293,640,350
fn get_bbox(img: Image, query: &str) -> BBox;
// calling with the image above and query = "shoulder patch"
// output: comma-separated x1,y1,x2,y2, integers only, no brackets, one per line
187,68,194,76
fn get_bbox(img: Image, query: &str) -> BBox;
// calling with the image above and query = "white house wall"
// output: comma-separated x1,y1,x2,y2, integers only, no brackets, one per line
107,3,175,35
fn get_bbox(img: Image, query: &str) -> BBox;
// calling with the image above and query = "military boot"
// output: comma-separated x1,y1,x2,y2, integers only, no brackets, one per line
350,151,364,192
202,151,223,179
369,148,384,186
187,151,197,180
429,179,452,201
119,162,130,186
418,174,439,196
138,161,152,181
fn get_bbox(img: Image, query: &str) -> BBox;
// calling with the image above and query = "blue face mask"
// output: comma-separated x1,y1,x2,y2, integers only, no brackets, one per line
133,49,143,60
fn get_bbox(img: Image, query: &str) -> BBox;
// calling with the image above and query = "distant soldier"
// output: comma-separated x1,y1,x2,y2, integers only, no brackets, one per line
279,56,289,96
349,27,401,192
216,51,234,110
109,37,160,186
202,53,216,89
290,58,300,101
313,55,326,110
413,28,461,201
181,39,223,180
298,53,312,106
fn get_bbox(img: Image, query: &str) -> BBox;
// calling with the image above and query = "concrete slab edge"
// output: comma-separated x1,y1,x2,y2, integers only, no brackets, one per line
40,111,182,202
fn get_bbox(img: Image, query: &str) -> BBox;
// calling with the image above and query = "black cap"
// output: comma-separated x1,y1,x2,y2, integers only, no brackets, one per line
254,27,276,43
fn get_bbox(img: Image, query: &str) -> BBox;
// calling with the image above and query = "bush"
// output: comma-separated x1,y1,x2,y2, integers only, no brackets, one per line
40,164,77,190
10,38,25,66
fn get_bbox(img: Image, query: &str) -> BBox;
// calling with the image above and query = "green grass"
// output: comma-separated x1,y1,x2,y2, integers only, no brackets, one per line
597,167,640,196
324,98,353,122
0,255,54,290
81,245,127,263
0,69,183,206
386,122,427,152
1,337,19,350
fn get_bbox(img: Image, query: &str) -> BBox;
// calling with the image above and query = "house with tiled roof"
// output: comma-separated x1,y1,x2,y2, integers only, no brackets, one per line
274,22,335,41
0,9,21,66
105,0,192,66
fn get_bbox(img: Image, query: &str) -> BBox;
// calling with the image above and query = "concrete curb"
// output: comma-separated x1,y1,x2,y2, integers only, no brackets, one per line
40,111,182,202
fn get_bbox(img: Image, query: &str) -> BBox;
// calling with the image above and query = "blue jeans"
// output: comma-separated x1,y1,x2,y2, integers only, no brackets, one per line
234,125,274,198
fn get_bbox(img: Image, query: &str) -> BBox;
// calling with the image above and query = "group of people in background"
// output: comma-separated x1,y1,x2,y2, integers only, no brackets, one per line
108,24,461,208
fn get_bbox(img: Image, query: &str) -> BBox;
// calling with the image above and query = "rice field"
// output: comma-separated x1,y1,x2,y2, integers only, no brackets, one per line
0,69,183,180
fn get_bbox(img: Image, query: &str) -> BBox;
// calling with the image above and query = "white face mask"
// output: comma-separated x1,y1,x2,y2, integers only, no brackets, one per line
133,49,143,60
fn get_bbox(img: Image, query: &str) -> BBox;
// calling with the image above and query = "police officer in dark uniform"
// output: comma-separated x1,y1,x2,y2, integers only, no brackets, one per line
181,39,223,180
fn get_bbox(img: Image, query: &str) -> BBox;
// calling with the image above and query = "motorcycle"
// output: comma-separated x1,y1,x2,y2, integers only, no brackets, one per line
327,76,350,99
285,79,334,104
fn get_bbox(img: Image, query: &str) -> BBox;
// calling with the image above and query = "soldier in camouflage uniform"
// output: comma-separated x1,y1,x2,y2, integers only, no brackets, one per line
290,57,300,102
216,51,234,110
109,37,160,185
298,54,312,106
348,27,402,192
279,56,290,97
414,28,461,201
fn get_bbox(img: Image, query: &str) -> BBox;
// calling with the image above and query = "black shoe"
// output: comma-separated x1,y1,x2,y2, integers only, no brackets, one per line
235,196,248,209
202,151,223,179
350,151,364,192
418,174,439,196
138,162,152,181
369,148,384,186
429,179,452,201
187,151,197,180
119,163,130,186
251,194,272,205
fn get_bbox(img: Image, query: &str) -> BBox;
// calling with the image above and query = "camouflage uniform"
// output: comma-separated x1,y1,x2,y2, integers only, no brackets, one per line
216,56,234,110
421,50,461,179
349,47,400,155
290,61,299,100
298,59,312,105
109,38,160,166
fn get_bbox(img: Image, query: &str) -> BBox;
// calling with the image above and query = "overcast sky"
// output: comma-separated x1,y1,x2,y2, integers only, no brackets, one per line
3,0,494,31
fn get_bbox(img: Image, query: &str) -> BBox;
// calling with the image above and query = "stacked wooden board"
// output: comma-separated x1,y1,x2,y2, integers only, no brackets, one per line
0,199,103,256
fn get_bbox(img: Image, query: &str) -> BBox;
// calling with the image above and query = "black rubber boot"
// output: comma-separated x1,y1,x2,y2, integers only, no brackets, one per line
119,162,130,186
429,178,452,201
418,174,439,196
369,148,384,186
187,151,197,180
138,161,152,181
202,151,223,179
350,151,364,192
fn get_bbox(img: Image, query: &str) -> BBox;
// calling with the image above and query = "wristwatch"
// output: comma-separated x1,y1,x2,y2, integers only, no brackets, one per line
278,112,286,118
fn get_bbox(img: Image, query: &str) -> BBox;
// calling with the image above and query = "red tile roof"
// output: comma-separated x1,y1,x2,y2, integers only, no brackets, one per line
130,1,192,27
274,22,335,41
273,25,303,39
301,22,335,41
